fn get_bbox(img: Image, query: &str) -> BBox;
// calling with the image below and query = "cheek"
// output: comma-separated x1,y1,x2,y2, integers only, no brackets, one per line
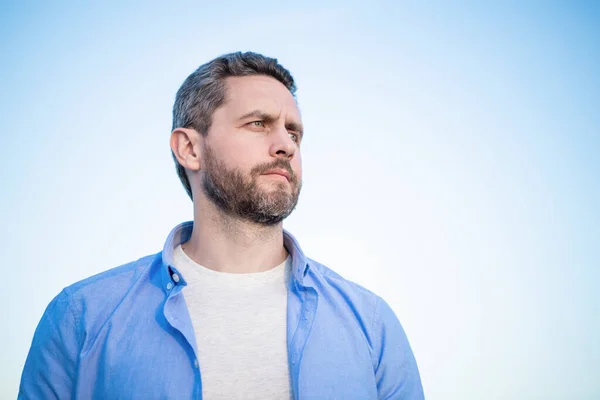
215,142,254,170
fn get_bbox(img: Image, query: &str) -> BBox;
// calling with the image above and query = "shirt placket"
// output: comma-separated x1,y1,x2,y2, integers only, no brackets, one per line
163,271,203,399
288,282,318,399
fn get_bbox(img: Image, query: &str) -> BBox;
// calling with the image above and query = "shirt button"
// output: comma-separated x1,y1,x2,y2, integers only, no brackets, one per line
172,273,180,283
194,359,199,368
166,282,173,290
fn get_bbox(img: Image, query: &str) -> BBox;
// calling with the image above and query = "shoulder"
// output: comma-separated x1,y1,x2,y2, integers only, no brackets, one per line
63,253,158,301
51,253,160,332
305,257,409,345
305,257,387,336
306,259,423,396
30,252,160,344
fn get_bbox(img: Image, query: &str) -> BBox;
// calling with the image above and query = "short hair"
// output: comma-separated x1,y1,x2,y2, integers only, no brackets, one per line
171,51,297,200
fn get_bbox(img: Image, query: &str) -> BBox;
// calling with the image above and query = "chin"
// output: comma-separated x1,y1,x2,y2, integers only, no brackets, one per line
261,181,291,191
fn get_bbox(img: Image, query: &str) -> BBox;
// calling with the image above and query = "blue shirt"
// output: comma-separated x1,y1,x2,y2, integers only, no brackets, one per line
19,221,424,399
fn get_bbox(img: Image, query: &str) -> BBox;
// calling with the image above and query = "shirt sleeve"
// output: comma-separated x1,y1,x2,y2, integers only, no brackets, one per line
18,290,81,399
373,296,424,400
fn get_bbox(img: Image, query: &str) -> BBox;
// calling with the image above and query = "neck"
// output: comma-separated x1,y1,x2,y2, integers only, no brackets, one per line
182,196,288,274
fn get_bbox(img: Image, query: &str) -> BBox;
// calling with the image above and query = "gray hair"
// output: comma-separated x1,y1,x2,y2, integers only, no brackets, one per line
171,51,297,200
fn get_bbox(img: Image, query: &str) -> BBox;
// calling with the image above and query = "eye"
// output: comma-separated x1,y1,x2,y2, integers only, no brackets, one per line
288,131,300,143
250,121,264,127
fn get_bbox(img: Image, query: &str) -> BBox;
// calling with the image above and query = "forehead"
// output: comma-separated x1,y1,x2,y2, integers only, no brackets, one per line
221,75,300,119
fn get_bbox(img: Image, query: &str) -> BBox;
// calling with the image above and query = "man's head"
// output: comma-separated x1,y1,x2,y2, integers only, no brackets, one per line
170,52,303,226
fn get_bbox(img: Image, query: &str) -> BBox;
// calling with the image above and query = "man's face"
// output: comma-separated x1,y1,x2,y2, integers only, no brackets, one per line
200,75,303,226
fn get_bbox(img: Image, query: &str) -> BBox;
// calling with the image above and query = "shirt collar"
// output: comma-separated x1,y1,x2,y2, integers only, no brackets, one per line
160,221,311,288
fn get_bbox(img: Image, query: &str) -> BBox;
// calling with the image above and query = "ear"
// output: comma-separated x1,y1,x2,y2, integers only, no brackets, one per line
170,127,203,172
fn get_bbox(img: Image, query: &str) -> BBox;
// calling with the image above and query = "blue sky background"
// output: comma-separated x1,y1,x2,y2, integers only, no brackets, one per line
1,1,599,398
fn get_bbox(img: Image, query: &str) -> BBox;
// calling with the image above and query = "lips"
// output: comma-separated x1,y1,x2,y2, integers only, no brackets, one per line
262,168,291,182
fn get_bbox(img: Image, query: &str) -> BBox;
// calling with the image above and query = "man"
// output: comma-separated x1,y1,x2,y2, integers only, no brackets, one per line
19,52,424,399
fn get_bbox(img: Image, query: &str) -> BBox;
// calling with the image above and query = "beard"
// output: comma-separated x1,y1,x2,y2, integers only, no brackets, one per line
201,144,302,226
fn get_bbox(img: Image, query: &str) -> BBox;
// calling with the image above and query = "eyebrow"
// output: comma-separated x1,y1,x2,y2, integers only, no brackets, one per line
238,109,304,136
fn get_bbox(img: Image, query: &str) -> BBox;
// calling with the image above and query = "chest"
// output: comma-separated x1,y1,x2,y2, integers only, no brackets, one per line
183,283,292,399
75,287,377,399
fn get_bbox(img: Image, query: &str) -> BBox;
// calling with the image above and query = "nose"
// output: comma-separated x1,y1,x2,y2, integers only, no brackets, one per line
269,124,296,160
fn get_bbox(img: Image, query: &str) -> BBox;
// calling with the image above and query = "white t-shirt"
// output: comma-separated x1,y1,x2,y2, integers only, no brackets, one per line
172,245,293,400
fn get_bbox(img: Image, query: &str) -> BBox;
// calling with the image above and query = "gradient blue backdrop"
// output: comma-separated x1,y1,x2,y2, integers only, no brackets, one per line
1,1,599,398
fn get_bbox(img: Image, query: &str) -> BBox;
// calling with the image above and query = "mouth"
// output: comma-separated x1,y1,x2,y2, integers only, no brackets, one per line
262,168,291,182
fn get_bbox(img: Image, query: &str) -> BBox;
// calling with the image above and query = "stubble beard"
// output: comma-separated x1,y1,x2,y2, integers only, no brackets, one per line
201,145,301,226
